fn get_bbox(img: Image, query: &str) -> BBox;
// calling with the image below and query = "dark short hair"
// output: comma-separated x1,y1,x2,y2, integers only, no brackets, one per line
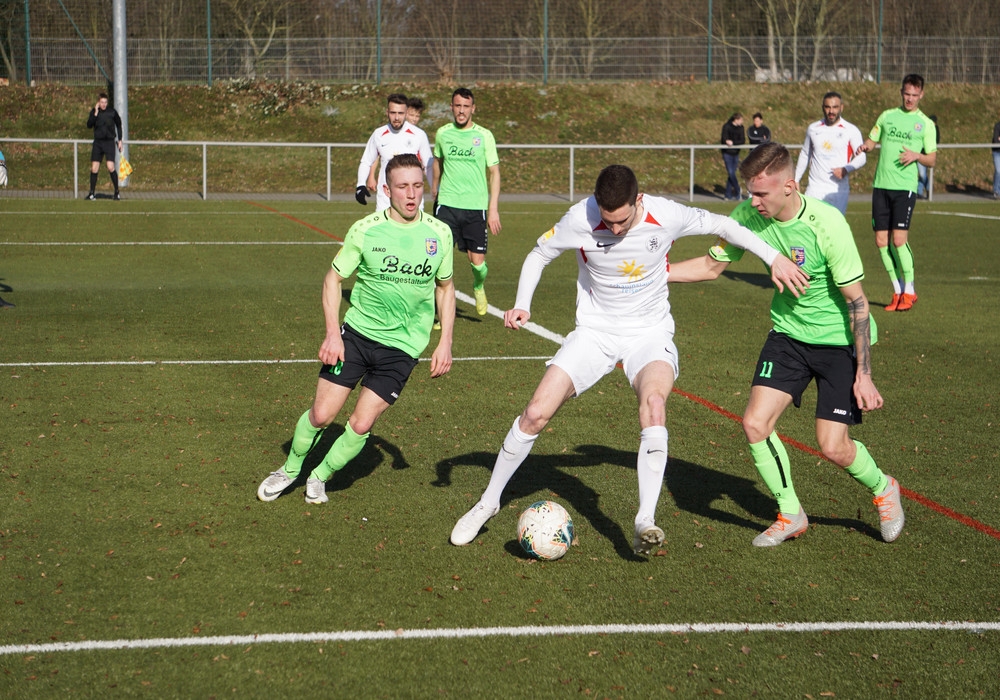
98,92,109,100
594,165,639,211
385,153,423,183
902,73,924,91
452,87,474,103
739,142,794,181
406,97,425,111
822,91,842,103
752,112,763,120
387,93,408,107
729,112,743,123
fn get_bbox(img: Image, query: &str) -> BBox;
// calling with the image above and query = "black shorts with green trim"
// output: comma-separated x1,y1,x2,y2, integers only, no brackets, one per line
319,324,418,405
751,331,862,425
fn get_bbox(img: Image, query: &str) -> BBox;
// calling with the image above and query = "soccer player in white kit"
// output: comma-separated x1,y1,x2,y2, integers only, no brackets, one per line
794,92,866,215
356,93,433,212
449,165,810,556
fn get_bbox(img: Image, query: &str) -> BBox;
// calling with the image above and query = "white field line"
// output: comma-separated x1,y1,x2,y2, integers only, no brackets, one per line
0,357,553,368
2,621,998,657
926,210,1000,221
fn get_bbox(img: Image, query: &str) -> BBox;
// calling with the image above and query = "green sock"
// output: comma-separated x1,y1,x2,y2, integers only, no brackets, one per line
845,440,888,495
471,261,488,289
311,423,370,482
878,245,902,293
749,432,801,514
894,243,914,285
281,410,323,479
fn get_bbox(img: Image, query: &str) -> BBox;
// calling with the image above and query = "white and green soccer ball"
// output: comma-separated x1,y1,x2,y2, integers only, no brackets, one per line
517,500,574,560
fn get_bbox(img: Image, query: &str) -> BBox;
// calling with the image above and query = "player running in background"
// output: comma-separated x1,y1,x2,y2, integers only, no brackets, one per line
432,87,502,316
356,94,433,212
794,91,867,215
669,143,905,547
858,74,937,312
258,155,455,504
449,164,809,555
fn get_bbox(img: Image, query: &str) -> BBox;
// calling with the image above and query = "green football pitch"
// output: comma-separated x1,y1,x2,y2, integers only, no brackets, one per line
1,197,998,697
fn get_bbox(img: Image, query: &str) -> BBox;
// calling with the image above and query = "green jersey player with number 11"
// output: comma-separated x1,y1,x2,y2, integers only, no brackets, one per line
670,143,905,547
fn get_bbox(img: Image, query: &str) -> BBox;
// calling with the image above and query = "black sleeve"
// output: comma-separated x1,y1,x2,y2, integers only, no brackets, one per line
114,111,123,141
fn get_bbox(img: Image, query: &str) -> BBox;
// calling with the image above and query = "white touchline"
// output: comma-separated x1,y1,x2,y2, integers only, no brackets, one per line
2,621,998,657
926,211,1000,222
0,241,341,246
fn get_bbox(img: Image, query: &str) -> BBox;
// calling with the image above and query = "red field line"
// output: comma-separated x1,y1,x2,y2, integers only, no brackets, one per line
671,386,1000,541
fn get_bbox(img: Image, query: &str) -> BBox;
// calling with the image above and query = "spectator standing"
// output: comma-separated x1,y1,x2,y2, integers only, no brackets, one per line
993,117,1000,199
748,113,772,145
721,113,746,201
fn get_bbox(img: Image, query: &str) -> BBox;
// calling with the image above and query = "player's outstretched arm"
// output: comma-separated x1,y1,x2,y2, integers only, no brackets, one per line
430,279,456,378
666,254,729,283
841,281,883,411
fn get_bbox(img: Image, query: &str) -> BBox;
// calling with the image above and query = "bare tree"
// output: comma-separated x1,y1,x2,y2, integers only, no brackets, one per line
217,0,293,78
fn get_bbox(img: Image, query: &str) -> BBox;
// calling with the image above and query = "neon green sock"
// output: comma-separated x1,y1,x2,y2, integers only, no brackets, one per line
281,410,323,479
749,432,800,514
844,440,888,495
894,243,914,285
311,423,370,482
471,261,488,289
878,245,901,293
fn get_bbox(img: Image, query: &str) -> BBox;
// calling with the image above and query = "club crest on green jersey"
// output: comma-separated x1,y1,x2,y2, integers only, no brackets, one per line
791,247,806,266
425,238,438,256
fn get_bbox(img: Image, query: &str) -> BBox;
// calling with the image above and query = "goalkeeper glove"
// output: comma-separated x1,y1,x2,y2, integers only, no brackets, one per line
355,186,369,205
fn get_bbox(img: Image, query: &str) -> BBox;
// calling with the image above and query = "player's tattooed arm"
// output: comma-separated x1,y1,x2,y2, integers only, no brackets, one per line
848,296,874,375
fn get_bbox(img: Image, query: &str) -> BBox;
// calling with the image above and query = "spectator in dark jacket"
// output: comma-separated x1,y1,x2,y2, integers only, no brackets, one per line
748,113,772,145
86,93,123,200
721,113,746,200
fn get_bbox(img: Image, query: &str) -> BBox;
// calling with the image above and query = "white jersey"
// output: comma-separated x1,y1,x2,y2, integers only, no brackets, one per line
357,123,433,210
513,195,779,335
794,118,866,213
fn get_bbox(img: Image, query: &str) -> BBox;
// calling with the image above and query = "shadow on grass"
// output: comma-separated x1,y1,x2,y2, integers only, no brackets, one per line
274,425,410,500
435,447,882,553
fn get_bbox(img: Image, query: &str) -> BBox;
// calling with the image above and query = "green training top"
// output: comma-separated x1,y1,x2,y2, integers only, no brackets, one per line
433,122,499,210
332,209,454,359
868,107,937,192
709,195,877,347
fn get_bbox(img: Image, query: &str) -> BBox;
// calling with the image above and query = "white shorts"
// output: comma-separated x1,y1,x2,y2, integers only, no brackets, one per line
805,181,849,215
548,323,679,396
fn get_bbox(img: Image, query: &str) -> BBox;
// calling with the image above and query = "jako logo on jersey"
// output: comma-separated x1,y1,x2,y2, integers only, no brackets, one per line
425,238,438,256
791,246,806,266
371,246,387,252
646,235,662,253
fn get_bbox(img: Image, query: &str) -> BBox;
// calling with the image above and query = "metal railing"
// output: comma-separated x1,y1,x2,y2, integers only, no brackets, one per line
2,137,986,202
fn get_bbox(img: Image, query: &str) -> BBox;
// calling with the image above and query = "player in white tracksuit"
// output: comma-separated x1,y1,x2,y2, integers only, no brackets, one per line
794,92,866,215
448,164,810,556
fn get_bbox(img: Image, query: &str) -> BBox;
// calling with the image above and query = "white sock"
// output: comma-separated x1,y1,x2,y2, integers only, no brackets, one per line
481,416,538,508
891,279,903,294
904,282,915,294
636,426,669,523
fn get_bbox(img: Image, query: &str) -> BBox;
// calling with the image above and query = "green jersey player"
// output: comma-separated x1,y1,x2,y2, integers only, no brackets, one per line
858,74,937,312
257,154,456,504
432,87,502,316
670,143,905,547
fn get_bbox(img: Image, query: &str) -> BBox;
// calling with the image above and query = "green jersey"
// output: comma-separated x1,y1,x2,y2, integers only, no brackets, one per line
869,107,937,191
433,122,499,210
710,195,877,347
332,210,454,358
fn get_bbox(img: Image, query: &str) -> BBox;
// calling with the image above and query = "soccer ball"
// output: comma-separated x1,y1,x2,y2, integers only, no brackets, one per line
517,500,574,560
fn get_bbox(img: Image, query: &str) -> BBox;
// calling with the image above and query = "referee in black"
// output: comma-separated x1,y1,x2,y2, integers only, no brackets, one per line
86,93,123,200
